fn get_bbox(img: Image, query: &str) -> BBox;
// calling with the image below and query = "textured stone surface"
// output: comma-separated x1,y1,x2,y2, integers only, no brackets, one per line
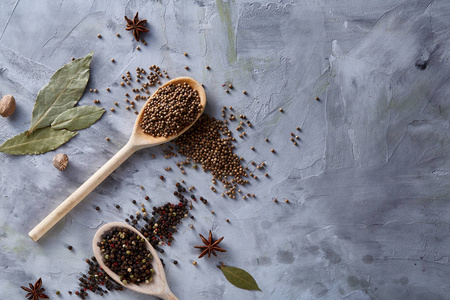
1,0,450,299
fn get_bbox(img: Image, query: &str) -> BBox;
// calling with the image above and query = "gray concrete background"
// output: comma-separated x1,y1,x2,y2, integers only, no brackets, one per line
1,0,450,299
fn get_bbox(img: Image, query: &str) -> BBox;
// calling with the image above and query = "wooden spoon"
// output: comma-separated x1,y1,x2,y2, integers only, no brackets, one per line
93,222,178,300
29,77,206,242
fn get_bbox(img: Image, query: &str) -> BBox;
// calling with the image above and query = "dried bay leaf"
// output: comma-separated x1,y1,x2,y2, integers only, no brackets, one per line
0,127,77,155
51,106,105,131
219,266,262,291
28,51,93,134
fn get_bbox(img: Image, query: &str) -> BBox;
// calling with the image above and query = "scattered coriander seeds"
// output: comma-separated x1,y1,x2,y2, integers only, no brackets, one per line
315,96,319,101
136,46,140,50
228,84,233,89
184,66,189,70
110,108,115,112
279,108,283,112
111,59,115,63
206,65,210,69
95,206,100,211
271,149,275,153
225,89,229,93
105,137,110,141
192,261,197,265
116,33,120,37
265,138,269,142
68,245,73,250
226,219,229,222
106,87,110,91
90,89,93,92
71,57,75,61
97,34,101,38
94,89,98,93
274,198,278,202
116,205,120,209
285,199,289,203
296,126,300,130
243,90,247,95
184,52,188,56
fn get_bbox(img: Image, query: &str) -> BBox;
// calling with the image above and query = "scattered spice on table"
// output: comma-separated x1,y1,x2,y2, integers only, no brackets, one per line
21,278,49,300
194,230,227,258
124,12,148,42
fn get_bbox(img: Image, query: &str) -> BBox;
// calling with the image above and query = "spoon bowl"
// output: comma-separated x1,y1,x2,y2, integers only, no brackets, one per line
93,222,178,300
29,77,206,242
130,76,207,149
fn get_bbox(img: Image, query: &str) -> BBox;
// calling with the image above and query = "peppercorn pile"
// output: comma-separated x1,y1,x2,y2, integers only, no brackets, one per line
73,257,123,299
139,83,202,138
174,114,249,197
132,189,189,253
98,227,154,285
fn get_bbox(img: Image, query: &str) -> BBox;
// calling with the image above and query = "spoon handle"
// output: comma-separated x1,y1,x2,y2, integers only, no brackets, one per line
28,142,137,242
160,290,179,300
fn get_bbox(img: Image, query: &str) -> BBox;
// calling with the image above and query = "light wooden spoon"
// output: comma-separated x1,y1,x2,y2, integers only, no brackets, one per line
93,222,178,300
29,77,206,242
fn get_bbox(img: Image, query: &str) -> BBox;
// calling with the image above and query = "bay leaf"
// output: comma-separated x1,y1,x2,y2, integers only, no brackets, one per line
51,106,105,131
28,51,93,134
0,127,77,155
220,266,262,291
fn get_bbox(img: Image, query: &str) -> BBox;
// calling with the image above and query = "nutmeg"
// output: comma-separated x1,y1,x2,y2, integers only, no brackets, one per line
0,94,16,117
53,153,69,171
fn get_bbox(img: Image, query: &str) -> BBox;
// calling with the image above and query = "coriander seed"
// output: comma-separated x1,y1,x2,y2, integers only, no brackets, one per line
243,90,247,95
97,34,101,38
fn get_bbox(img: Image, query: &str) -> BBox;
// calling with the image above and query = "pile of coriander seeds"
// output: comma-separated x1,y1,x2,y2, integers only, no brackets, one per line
174,114,250,197
139,83,202,138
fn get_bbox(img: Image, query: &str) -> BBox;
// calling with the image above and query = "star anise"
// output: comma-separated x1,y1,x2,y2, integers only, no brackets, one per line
20,278,49,300
124,12,149,42
194,230,227,258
